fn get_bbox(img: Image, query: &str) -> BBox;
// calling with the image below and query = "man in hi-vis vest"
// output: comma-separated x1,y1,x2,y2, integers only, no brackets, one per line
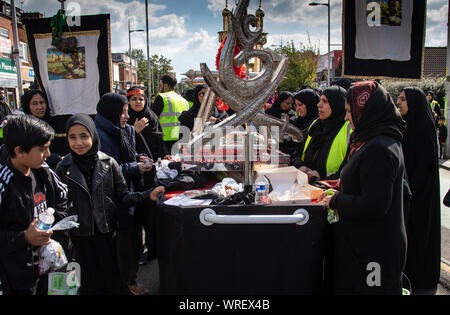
151,75,189,153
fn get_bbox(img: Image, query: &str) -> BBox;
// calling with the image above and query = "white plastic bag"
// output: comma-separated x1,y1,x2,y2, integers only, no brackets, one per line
212,178,243,197
50,215,80,231
39,215,79,275
38,240,68,275
156,159,178,180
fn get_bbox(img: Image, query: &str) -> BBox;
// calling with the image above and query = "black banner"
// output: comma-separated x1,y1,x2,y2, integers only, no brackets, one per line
342,0,426,80
23,14,111,148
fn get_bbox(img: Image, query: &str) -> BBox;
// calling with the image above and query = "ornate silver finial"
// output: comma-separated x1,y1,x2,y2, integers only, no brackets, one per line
197,0,303,146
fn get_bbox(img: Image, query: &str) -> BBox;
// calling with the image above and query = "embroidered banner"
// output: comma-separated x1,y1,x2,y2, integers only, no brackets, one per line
343,0,426,80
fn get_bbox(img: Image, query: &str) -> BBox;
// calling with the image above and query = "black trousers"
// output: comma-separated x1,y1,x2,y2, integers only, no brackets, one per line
116,224,143,287
71,233,127,295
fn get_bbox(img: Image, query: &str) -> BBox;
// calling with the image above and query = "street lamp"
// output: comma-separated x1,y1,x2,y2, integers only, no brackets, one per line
309,0,330,87
128,19,144,87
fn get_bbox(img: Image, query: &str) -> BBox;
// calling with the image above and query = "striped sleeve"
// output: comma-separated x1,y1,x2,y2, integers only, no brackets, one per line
42,163,68,200
0,165,14,206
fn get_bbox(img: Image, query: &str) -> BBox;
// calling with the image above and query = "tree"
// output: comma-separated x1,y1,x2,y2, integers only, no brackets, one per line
274,38,319,92
125,49,174,93
149,54,174,94
125,48,147,83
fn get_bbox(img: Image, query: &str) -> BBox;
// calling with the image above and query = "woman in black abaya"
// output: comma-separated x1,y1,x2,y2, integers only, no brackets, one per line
127,87,168,160
293,89,320,133
292,86,350,181
397,87,441,295
265,91,297,155
322,80,408,294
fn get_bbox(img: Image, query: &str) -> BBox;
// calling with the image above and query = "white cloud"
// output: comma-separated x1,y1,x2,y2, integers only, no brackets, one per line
21,0,449,79
207,0,226,13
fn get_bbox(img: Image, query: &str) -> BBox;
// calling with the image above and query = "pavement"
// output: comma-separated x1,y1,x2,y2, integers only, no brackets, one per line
439,159,450,294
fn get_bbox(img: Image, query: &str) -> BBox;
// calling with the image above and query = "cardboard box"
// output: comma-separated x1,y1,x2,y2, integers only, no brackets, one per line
256,167,323,205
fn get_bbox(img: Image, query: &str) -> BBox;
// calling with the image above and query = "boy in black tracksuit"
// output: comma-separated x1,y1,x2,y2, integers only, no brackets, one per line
0,115,67,295
438,116,448,159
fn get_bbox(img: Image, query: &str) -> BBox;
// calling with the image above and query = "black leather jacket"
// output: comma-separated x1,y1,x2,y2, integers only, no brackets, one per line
56,152,152,237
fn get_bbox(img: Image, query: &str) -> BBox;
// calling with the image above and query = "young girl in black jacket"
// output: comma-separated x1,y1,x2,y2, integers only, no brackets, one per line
56,114,164,295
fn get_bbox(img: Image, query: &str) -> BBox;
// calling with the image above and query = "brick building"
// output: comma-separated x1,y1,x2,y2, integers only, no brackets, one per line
0,0,35,109
112,53,140,92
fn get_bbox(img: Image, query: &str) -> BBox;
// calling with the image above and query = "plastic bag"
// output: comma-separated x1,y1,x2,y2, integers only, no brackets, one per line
48,272,80,295
38,240,68,275
156,159,178,180
50,215,79,231
212,178,243,198
39,216,79,275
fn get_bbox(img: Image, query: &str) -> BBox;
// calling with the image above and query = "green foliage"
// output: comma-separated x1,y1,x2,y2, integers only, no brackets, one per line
380,77,446,108
274,38,319,93
125,49,174,93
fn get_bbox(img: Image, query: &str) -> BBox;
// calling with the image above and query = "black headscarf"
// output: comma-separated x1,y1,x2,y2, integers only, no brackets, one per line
308,86,347,139
265,91,296,119
179,84,208,131
126,87,164,158
65,113,100,185
293,89,319,131
346,81,406,159
20,89,52,122
189,84,208,117
96,93,136,163
303,86,347,177
402,87,438,164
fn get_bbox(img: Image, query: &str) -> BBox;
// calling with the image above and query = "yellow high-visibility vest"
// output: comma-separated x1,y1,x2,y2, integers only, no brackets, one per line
430,100,440,111
158,91,189,141
302,120,353,176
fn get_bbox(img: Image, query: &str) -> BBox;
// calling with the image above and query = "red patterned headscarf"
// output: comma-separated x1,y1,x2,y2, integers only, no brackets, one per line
348,81,377,128
346,81,405,160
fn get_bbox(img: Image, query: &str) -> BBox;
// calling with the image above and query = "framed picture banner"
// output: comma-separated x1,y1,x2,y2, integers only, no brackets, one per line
24,14,112,115
342,0,427,80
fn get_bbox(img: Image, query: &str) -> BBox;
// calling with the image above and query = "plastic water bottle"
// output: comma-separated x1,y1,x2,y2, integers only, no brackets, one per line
254,175,269,205
36,208,55,230
0,279,3,295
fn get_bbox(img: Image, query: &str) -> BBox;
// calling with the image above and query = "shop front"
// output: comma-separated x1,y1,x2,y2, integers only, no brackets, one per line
0,56,18,109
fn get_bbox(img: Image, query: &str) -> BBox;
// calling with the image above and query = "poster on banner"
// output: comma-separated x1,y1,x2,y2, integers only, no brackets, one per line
342,0,426,80
24,15,112,116
34,31,100,115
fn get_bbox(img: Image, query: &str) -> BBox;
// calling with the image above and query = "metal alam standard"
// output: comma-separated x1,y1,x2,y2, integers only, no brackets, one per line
184,0,303,186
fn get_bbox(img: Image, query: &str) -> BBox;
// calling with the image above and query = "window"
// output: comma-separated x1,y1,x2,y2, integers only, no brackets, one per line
0,28,9,39
4,4,10,17
19,42,27,62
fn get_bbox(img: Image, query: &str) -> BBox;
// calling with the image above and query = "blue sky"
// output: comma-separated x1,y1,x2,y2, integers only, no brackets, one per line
21,0,448,80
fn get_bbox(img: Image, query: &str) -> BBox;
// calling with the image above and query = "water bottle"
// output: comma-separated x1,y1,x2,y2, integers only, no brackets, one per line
36,208,55,230
0,279,3,295
254,175,269,205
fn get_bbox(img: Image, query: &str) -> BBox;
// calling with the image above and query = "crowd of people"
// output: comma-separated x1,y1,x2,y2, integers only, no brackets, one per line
0,74,445,295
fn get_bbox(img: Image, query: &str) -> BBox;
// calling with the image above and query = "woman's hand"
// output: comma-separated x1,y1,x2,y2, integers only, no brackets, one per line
134,117,149,134
299,166,311,173
318,189,339,209
138,160,152,174
150,186,165,201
